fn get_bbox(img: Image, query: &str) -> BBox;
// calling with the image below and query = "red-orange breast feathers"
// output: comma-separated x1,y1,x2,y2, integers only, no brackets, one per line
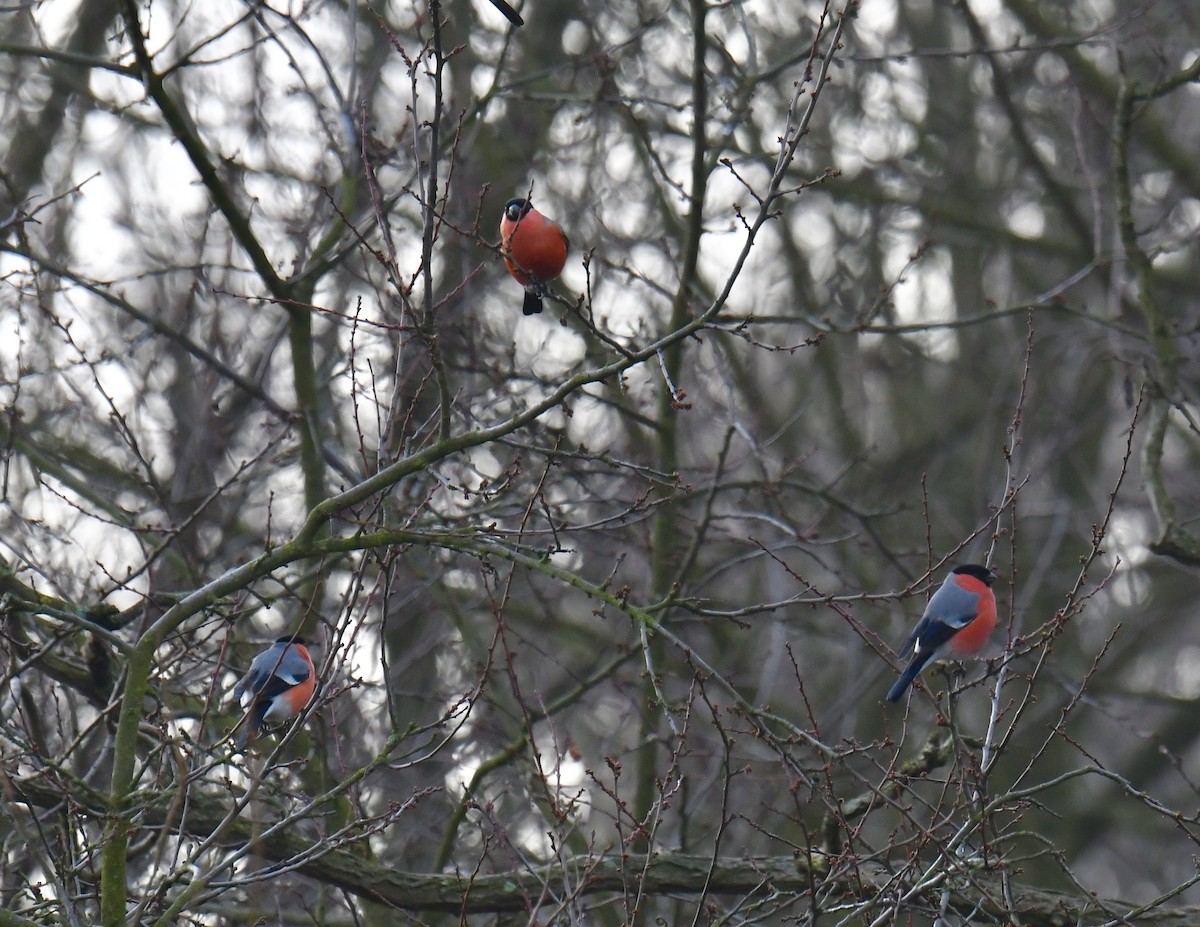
946,571,997,656
500,198,568,314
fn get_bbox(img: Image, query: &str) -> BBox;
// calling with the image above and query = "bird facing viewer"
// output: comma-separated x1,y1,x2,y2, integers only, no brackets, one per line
499,197,569,315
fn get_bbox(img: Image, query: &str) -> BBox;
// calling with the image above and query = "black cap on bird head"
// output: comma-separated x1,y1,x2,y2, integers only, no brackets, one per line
504,198,531,221
951,564,998,586
274,635,308,645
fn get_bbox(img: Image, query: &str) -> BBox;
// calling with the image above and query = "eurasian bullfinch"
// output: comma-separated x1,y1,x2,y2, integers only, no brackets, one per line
234,637,316,747
499,198,569,315
886,564,998,703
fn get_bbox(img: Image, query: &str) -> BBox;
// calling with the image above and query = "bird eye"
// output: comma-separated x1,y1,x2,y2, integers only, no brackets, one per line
504,199,531,222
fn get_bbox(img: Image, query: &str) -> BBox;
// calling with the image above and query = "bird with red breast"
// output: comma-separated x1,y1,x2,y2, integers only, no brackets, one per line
499,197,569,315
233,636,316,748
886,564,999,703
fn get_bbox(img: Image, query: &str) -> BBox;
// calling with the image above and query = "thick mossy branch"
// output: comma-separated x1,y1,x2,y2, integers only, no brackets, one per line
6,772,1166,925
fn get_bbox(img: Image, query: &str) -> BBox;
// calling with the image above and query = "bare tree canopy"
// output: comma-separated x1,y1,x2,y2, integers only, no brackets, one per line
2,0,1200,924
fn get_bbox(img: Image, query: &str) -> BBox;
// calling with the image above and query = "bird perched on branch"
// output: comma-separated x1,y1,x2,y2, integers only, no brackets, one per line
886,564,998,703
499,197,569,315
233,637,316,748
